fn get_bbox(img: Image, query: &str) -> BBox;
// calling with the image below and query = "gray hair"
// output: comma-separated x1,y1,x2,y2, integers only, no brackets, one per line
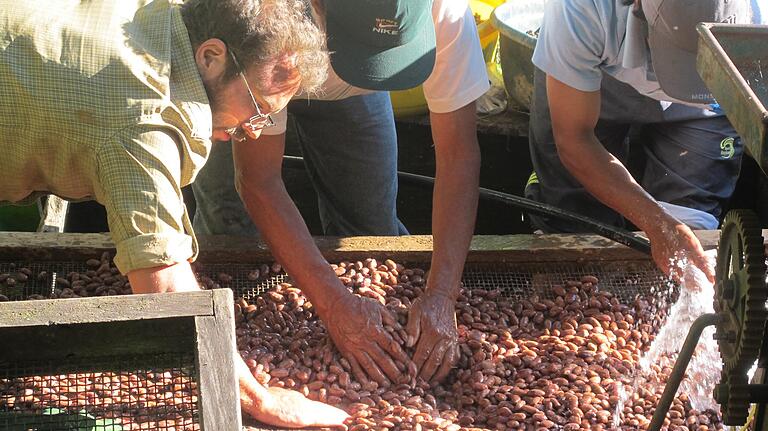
181,0,329,94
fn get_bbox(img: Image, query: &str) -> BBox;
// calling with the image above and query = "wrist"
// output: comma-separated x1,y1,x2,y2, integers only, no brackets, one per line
238,359,269,410
424,281,461,302
310,274,355,317
633,204,678,236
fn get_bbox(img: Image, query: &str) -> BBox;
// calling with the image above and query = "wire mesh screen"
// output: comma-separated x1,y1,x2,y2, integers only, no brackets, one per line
461,261,669,303
195,260,668,306
0,354,199,431
2,258,667,305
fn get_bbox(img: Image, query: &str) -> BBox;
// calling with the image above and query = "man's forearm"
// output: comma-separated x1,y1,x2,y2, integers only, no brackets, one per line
557,132,667,231
237,178,350,315
429,159,479,298
237,355,269,411
427,104,481,298
127,261,200,293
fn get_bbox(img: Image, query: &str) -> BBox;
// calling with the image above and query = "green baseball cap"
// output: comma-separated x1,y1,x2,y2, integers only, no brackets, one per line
325,0,436,91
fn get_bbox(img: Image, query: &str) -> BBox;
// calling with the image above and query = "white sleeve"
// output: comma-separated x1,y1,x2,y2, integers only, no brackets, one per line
531,0,604,92
260,107,288,136
422,0,490,114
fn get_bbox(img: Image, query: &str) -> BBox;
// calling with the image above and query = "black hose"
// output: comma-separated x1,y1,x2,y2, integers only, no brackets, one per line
282,155,652,255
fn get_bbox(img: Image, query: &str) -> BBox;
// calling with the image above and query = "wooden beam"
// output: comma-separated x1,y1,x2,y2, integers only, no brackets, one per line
0,292,214,328
0,231,728,265
194,289,242,430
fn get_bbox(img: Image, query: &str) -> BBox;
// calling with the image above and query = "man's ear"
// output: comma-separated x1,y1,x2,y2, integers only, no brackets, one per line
194,38,228,82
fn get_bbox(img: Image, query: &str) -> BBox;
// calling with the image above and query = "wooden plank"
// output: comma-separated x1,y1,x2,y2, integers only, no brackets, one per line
0,317,196,368
0,292,214,328
194,289,241,430
0,231,728,265
0,232,115,261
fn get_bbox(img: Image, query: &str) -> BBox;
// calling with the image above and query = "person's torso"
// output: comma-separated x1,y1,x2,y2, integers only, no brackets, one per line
0,0,211,203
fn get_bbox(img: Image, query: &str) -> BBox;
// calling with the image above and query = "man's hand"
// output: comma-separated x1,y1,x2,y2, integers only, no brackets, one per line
127,261,200,294
405,290,459,385
321,294,412,387
244,386,349,429
646,215,714,284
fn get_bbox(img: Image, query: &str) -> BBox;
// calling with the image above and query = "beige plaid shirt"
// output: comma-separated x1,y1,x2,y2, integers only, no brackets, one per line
0,0,212,273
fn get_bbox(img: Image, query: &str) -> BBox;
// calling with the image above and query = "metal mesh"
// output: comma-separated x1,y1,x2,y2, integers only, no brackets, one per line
1,259,668,305
461,261,668,303
197,260,667,306
0,354,199,431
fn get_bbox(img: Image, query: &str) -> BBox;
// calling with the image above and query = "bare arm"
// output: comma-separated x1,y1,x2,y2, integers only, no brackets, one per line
233,132,412,385
127,262,200,293
427,102,480,299
406,102,480,383
128,262,348,426
546,75,713,281
232,133,350,314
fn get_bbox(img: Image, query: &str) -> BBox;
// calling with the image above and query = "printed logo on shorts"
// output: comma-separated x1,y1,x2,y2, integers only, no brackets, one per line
720,137,735,159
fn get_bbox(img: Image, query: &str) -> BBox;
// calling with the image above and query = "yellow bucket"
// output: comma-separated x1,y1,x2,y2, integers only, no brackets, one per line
390,0,503,118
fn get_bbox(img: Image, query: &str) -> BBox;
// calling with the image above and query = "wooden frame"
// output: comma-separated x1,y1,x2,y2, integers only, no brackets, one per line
0,289,242,431
0,230,727,264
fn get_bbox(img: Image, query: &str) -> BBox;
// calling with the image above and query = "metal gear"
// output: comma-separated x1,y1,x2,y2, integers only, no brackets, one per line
714,209,768,425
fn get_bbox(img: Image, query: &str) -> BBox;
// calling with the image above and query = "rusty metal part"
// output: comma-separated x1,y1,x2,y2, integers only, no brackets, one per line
714,209,768,425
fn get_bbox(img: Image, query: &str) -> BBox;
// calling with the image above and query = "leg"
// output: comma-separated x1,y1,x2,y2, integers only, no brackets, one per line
191,140,259,236
640,115,742,226
526,67,633,232
289,92,407,236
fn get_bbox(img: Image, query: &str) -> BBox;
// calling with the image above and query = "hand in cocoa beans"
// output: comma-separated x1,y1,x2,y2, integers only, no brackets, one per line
646,217,714,285
405,291,460,384
323,294,413,387
246,386,350,429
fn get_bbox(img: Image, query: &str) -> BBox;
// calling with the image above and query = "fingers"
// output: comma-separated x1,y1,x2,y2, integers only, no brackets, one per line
374,323,412,369
381,308,401,330
412,333,434,372
367,342,403,385
355,350,389,387
305,400,351,428
344,352,370,387
431,343,459,384
405,299,422,348
417,338,451,382
693,253,715,283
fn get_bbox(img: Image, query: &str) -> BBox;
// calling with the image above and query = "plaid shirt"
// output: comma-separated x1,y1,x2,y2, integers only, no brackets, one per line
0,0,212,273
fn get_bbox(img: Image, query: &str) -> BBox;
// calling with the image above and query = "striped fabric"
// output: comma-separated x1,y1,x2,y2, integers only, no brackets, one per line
0,0,213,273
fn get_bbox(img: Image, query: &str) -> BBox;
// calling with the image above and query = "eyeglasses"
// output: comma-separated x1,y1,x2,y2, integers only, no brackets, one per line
223,48,275,142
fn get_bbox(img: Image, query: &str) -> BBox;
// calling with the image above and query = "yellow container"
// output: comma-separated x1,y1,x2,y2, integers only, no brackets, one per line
390,0,503,118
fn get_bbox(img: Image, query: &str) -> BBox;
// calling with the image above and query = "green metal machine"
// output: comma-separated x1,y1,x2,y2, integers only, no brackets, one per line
649,23,768,431
699,23,768,430
697,24,768,177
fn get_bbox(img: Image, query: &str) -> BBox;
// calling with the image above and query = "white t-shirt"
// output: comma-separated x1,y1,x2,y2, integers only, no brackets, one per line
264,0,490,135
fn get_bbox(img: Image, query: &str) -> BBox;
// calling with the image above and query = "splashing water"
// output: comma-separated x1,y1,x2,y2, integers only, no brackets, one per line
613,251,721,427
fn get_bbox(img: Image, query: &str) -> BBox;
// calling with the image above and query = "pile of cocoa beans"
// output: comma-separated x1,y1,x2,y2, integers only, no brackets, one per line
237,258,723,431
0,370,198,430
0,255,724,430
